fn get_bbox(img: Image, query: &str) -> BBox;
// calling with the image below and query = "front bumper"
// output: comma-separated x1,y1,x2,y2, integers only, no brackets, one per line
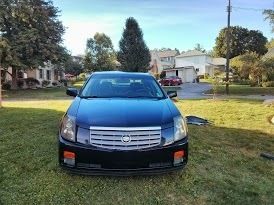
59,136,188,176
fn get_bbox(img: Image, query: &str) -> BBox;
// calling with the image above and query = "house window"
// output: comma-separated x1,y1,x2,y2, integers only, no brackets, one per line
17,70,24,78
39,69,43,79
46,70,51,80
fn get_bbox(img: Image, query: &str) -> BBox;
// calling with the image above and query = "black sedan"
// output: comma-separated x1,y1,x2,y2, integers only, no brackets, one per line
59,71,188,175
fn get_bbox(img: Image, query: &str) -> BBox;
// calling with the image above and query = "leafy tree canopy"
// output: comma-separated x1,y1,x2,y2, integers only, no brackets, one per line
64,56,84,76
84,32,116,72
117,17,151,72
194,43,206,53
0,0,66,70
214,26,268,58
230,52,274,84
263,9,274,33
266,38,274,49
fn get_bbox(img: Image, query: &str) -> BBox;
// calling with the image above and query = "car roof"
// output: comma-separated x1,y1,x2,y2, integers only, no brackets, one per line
92,71,152,77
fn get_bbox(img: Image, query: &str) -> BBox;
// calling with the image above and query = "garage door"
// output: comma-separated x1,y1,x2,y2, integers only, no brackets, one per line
185,69,193,82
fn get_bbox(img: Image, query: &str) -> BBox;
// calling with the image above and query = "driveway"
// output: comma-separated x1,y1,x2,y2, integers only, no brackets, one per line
177,83,212,99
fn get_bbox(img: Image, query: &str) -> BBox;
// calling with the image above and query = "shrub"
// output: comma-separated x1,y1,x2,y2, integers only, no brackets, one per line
25,77,40,88
59,79,68,86
79,73,87,80
262,81,274,87
42,80,50,87
204,73,210,79
249,81,258,87
2,82,11,90
198,75,204,79
17,80,24,88
159,71,166,79
52,81,58,86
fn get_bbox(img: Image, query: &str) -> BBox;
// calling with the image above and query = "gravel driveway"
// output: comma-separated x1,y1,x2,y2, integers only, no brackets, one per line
177,83,212,99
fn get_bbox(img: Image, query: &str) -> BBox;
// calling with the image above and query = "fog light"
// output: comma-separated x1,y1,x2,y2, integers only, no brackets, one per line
64,151,75,166
173,150,185,166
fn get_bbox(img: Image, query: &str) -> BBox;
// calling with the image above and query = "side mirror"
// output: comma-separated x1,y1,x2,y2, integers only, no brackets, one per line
167,91,177,99
66,87,78,97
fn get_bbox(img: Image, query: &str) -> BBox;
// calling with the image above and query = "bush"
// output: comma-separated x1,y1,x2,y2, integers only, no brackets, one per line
159,71,166,79
42,80,50,87
204,73,210,79
262,81,274,87
78,73,87,80
2,82,11,90
249,81,258,87
25,77,40,88
17,80,24,88
52,81,58,86
59,79,68,86
198,75,204,79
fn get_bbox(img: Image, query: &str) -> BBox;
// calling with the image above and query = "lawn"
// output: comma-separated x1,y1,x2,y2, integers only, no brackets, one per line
2,87,68,99
205,84,274,96
0,97,273,205
2,81,84,100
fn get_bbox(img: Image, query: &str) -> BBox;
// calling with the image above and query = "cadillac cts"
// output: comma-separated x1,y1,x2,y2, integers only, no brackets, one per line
59,71,188,175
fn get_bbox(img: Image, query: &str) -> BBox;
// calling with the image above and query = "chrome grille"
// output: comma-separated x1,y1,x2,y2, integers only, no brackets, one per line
90,126,161,150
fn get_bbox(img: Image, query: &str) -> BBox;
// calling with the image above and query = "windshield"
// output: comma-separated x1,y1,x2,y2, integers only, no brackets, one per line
80,74,166,99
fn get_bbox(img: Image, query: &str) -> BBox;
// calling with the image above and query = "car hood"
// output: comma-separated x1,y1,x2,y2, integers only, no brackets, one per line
75,98,174,129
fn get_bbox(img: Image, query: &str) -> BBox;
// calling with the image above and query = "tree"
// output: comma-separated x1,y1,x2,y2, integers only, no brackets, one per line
230,52,264,85
194,43,205,53
262,57,274,82
64,56,84,77
266,38,274,49
117,17,151,72
0,0,65,88
214,26,268,58
263,9,274,33
84,33,116,72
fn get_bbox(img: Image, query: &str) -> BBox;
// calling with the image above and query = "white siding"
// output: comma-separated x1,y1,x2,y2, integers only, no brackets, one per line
175,55,215,76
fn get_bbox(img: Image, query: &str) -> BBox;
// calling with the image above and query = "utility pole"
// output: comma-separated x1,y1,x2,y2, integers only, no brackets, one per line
225,0,231,95
0,67,2,108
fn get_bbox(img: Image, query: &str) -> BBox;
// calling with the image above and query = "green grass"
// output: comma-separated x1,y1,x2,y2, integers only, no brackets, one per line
0,99,274,204
2,81,84,100
206,84,274,95
2,87,68,99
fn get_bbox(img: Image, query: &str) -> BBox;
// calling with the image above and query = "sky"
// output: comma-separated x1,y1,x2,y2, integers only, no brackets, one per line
52,0,274,55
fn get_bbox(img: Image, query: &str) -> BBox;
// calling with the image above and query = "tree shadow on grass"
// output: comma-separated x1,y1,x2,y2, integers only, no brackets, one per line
0,107,274,205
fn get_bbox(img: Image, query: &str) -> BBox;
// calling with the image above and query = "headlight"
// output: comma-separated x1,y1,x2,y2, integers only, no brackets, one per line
174,116,188,141
61,115,76,142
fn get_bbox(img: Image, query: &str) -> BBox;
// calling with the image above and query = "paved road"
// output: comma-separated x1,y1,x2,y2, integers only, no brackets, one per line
177,83,212,99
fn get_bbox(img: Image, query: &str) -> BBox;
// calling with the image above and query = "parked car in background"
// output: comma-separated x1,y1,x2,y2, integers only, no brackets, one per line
59,71,188,175
159,76,182,86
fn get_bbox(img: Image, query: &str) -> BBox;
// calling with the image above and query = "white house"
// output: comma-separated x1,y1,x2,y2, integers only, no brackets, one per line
175,50,226,77
25,61,64,86
149,49,179,74
2,62,64,88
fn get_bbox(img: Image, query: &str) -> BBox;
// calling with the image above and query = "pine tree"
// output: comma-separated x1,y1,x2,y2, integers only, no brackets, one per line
117,17,151,72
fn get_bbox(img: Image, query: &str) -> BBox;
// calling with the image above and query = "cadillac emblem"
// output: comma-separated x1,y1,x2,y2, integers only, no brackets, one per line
121,135,131,143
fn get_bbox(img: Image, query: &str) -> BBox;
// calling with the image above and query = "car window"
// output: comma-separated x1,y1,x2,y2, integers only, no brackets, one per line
80,74,166,99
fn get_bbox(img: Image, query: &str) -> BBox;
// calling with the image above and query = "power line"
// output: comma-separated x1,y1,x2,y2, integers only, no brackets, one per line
232,6,265,12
